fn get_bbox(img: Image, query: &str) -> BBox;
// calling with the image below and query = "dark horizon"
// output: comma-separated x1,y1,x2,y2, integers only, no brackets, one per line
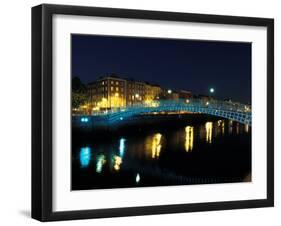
72,34,251,103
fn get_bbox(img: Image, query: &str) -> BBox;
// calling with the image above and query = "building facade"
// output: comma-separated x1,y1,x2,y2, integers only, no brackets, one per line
144,83,162,102
88,75,127,110
126,80,146,106
179,90,192,99
87,74,192,112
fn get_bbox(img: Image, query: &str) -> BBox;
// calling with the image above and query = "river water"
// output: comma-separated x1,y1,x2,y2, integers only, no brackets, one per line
72,116,251,190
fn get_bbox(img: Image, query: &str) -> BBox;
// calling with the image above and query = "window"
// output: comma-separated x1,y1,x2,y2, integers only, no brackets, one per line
111,86,114,91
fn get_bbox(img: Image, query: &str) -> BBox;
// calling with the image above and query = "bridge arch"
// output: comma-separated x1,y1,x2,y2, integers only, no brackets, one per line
103,100,251,126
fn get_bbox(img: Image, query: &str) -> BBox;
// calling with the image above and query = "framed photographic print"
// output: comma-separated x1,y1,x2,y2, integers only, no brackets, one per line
32,4,274,221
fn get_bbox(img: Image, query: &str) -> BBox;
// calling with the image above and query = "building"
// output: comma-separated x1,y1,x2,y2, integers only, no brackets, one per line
87,74,192,112
144,83,162,102
88,75,126,110
126,80,146,106
88,74,163,111
179,90,192,99
160,88,179,100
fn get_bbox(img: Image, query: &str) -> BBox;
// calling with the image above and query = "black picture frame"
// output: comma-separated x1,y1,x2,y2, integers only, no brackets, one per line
32,4,274,222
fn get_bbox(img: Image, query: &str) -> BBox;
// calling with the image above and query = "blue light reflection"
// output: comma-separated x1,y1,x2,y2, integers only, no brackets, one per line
119,138,126,157
80,147,91,168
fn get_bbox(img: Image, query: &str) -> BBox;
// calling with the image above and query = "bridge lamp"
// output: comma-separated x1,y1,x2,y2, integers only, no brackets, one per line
209,88,215,94
167,89,172,94
135,93,139,98
81,117,89,122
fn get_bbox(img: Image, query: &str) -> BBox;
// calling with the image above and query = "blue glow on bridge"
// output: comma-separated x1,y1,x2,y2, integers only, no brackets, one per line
76,99,252,127
81,117,89,122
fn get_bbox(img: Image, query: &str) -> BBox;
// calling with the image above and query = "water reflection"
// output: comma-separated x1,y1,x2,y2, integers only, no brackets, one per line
217,120,224,136
96,154,106,173
185,126,194,152
236,123,240,134
245,124,249,133
136,173,140,183
119,138,126,157
229,120,233,134
113,155,122,171
152,133,162,159
205,122,213,144
79,147,91,168
145,133,163,159
73,119,251,190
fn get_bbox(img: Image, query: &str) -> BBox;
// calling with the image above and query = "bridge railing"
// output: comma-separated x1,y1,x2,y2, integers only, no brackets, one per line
91,98,251,116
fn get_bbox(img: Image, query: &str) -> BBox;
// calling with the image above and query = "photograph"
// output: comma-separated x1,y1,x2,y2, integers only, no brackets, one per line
71,34,252,191
30,3,274,222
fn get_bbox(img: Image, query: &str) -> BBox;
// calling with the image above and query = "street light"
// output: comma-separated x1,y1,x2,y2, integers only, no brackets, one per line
209,88,215,94
167,89,172,94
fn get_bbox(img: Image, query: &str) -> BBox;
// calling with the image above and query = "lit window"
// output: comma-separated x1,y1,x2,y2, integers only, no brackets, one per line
111,87,114,91
116,81,119,85
116,87,119,91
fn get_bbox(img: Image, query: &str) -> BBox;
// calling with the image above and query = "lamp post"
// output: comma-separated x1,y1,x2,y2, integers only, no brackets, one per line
209,88,215,104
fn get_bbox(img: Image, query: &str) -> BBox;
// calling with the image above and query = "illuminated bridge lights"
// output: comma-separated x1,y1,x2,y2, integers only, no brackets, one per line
81,117,89,123
78,99,252,126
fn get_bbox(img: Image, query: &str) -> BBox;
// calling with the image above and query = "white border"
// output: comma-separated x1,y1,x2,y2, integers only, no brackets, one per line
53,15,267,211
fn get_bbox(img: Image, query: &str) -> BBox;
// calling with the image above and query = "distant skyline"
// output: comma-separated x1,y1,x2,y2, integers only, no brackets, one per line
72,34,251,103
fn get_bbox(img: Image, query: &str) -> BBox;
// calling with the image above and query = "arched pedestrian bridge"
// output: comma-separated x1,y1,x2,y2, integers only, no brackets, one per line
74,99,251,128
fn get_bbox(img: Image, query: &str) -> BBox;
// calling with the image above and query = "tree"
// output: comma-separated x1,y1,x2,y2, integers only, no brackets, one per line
72,77,88,109
72,76,86,92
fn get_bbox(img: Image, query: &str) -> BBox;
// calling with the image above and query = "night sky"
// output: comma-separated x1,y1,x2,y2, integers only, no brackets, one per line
72,34,251,103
